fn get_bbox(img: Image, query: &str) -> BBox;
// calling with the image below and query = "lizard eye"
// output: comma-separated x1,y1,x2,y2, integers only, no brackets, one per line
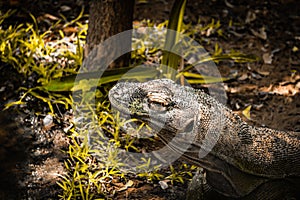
146,90,172,112
148,101,167,112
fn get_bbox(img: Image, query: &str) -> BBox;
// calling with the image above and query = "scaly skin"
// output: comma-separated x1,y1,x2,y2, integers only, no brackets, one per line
109,79,300,198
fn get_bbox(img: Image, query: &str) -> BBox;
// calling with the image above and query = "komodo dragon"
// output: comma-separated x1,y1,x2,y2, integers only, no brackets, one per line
109,79,300,199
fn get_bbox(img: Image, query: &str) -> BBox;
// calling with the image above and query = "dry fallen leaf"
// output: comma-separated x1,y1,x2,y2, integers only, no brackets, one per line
292,46,299,52
238,73,249,81
256,69,270,76
245,10,256,24
159,180,169,189
262,52,273,64
250,27,267,40
117,180,134,192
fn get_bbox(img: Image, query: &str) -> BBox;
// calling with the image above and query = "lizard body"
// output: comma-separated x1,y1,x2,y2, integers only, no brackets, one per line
109,79,300,198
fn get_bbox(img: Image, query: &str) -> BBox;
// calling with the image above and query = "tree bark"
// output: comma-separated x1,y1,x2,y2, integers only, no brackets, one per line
85,0,135,70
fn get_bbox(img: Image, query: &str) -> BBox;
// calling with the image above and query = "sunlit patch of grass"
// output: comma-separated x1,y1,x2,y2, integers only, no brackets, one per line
131,17,258,84
57,94,197,199
166,163,197,184
56,96,160,199
137,161,165,182
187,18,223,38
56,99,122,199
57,134,124,200
1,9,86,112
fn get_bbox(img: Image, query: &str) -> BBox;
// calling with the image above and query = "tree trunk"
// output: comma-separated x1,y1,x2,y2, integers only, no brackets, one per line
85,0,135,70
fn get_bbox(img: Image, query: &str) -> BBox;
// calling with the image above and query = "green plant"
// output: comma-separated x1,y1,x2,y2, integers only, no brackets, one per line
57,103,126,199
57,135,120,200
136,158,164,182
166,164,197,184
161,0,187,80
1,9,86,112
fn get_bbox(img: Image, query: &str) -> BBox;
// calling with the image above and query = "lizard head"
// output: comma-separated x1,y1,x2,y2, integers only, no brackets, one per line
109,79,199,140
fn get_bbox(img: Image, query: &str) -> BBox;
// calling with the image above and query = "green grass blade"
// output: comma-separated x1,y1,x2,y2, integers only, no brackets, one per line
44,66,159,92
161,0,187,78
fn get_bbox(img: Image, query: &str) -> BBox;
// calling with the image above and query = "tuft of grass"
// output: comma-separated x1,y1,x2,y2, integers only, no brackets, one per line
1,9,86,112
136,158,165,182
166,164,197,184
57,101,124,199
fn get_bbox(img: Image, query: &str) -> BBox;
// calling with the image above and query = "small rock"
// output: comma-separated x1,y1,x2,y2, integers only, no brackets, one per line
43,114,53,127
263,52,273,64
159,180,169,189
60,5,71,12
238,73,249,81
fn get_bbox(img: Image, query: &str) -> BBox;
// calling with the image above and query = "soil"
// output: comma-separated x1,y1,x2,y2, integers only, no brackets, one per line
0,0,299,199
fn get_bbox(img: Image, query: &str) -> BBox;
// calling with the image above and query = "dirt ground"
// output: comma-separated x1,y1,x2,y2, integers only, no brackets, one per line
0,0,299,199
